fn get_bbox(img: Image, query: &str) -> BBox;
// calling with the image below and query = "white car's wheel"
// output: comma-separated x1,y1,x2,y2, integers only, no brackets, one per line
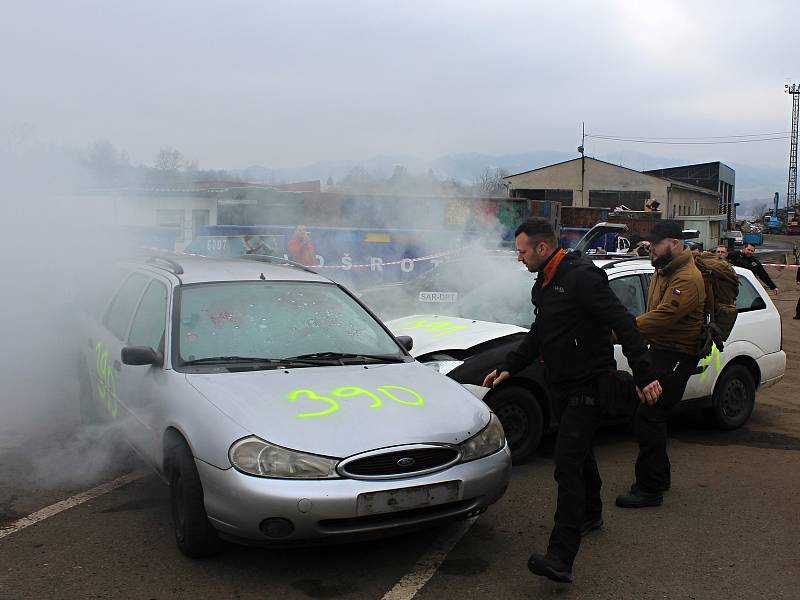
710,364,755,430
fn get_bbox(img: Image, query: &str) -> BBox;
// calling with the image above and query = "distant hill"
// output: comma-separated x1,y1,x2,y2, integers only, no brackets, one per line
238,149,788,205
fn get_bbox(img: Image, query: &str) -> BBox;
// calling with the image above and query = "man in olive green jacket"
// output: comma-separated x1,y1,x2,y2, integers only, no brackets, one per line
617,220,706,508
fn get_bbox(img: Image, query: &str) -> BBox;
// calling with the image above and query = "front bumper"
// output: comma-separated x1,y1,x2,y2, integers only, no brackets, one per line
196,445,511,544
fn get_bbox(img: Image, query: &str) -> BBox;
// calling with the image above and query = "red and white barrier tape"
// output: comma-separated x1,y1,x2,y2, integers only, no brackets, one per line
763,263,800,268
314,245,478,269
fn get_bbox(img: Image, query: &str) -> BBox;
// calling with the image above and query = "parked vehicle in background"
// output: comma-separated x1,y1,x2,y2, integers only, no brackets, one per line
725,230,744,247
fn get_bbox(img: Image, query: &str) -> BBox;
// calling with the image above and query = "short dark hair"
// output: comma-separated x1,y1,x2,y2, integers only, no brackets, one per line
514,217,556,245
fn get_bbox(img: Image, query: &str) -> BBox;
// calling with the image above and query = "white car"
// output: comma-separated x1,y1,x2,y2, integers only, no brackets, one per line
726,230,744,247
376,254,786,462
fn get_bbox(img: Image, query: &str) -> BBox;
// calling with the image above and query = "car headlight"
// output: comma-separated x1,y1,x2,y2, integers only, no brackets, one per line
458,413,506,462
423,359,465,375
229,436,340,479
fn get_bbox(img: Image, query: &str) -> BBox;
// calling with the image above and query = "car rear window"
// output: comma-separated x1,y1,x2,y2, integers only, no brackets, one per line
736,276,767,312
104,273,150,340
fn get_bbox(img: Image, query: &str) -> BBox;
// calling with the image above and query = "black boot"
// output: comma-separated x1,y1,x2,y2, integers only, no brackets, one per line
615,488,663,508
628,480,670,494
527,553,573,583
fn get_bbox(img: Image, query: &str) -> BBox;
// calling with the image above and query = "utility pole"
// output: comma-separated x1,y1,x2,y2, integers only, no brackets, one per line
578,122,586,207
785,84,800,214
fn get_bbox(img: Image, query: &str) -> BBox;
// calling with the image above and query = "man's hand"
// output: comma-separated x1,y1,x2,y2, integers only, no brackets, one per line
772,287,779,296
482,369,510,388
636,379,662,406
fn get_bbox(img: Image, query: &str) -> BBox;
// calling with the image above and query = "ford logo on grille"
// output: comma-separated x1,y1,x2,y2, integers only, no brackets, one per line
397,457,416,467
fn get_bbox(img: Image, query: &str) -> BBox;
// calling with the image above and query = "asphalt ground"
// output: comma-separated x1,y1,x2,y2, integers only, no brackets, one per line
1,250,799,599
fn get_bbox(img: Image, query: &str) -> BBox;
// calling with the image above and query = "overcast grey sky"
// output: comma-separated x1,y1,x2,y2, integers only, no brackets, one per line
2,0,798,170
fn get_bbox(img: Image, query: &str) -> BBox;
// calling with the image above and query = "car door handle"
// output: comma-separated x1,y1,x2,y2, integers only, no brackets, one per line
113,360,122,372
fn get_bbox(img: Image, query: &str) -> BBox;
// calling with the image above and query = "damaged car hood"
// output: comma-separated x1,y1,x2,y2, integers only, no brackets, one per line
386,315,528,357
186,360,489,457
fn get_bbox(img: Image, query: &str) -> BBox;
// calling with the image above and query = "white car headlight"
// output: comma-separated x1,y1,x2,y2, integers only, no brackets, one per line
229,436,340,479
423,359,465,375
458,413,506,462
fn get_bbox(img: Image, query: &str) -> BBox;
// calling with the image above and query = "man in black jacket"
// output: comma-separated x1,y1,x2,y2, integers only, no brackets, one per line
483,217,661,584
728,243,779,295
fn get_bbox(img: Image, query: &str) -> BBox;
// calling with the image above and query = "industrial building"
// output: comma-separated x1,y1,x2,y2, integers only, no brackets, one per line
503,156,722,218
644,161,736,226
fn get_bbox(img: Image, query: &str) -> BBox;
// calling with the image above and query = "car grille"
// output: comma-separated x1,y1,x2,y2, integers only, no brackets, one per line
339,447,460,479
318,499,482,534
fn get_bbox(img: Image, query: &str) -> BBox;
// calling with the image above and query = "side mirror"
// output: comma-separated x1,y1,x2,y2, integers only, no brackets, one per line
122,346,163,366
396,335,414,352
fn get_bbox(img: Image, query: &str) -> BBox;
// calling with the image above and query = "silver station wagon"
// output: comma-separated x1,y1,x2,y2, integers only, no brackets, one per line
77,254,510,557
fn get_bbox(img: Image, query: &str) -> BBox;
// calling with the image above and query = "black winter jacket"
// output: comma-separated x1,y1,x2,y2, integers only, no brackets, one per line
500,251,656,391
728,251,777,290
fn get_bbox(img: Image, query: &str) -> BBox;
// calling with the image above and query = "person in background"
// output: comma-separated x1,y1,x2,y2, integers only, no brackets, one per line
727,243,778,296
715,244,728,260
287,225,317,266
794,266,800,320
628,234,651,257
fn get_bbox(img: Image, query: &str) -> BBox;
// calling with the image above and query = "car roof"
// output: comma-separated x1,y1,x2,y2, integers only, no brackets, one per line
123,253,334,285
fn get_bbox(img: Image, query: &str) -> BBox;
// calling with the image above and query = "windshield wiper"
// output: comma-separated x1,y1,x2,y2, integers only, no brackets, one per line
180,356,329,367
284,352,407,364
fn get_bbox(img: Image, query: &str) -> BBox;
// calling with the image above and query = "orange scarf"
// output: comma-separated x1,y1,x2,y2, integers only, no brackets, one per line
540,249,568,288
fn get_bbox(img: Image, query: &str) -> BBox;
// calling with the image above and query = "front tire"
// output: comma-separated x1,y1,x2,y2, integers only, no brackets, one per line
709,364,755,430
169,441,222,558
485,385,544,464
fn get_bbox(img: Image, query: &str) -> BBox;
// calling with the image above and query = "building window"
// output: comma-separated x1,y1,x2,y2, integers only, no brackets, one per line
157,209,185,242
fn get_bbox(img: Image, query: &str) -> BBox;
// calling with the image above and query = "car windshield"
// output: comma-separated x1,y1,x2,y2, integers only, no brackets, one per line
176,281,402,363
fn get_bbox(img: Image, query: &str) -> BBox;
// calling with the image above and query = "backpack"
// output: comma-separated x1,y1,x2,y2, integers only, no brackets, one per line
694,251,740,357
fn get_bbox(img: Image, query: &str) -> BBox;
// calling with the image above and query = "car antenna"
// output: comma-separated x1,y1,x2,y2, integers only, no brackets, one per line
259,273,266,280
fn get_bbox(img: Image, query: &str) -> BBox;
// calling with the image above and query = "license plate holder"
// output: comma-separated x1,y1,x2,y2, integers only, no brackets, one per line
357,481,461,516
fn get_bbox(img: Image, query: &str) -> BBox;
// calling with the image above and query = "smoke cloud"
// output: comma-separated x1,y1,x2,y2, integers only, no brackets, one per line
0,124,539,529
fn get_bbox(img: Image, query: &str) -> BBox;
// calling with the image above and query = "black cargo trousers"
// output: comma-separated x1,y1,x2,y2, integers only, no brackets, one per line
633,349,699,493
546,386,604,568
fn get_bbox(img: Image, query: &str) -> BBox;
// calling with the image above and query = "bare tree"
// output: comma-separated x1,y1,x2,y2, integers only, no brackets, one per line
473,167,510,197
753,202,769,219
154,147,185,171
